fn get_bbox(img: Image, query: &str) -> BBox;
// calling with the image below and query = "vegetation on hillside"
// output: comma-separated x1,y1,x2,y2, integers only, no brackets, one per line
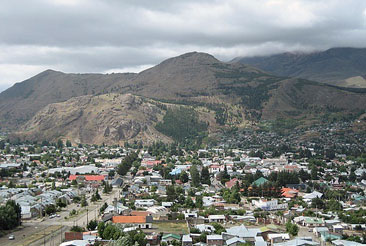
155,107,208,142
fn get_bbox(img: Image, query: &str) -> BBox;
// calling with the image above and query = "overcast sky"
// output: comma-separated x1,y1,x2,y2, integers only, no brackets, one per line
1,0,366,92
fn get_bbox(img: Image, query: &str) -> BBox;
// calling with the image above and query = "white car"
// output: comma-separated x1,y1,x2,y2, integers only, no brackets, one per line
8,235,15,240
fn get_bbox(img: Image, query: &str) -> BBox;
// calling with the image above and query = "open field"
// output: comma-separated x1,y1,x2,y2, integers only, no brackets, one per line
152,221,189,234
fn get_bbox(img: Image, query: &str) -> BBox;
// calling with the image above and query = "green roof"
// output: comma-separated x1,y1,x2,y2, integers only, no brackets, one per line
320,231,341,241
252,177,269,186
162,233,181,240
304,217,323,224
260,224,279,232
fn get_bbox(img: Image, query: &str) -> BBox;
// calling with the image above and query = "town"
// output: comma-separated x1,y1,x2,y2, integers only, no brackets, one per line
0,120,366,246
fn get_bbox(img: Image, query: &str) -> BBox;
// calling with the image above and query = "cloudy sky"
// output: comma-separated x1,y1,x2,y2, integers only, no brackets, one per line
1,0,366,91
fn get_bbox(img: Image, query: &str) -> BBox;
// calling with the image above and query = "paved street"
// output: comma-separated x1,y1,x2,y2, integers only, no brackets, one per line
0,188,120,246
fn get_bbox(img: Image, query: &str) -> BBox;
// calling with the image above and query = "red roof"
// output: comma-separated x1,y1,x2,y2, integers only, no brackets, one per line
281,187,298,198
112,216,146,224
225,178,240,189
69,175,105,181
145,160,162,166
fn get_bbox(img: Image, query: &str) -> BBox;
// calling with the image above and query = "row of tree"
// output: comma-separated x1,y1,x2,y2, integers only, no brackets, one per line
0,200,21,230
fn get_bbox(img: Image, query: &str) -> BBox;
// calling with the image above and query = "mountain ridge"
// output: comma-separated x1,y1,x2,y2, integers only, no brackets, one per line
234,47,366,87
2,50,366,144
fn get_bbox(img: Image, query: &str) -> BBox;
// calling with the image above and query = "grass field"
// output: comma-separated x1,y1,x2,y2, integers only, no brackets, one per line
15,225,62,246
154,221,188,234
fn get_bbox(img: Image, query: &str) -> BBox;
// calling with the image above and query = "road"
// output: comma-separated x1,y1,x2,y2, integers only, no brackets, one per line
0,188,121,246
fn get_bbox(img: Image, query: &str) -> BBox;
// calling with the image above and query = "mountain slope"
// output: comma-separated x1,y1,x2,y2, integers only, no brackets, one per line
16,94,170,145
234,47,366,87
3,51,366,144
0,70,136,129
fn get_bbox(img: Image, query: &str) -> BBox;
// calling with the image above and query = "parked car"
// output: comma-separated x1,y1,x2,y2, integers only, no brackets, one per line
9,235,15,240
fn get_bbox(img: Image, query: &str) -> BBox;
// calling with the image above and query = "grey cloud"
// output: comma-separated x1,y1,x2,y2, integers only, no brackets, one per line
1,0,366,91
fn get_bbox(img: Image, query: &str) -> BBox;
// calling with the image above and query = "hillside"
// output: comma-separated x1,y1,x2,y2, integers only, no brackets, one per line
234,47,366,87
3,51,366,144
0,70,136,129
14,93,219,145
16,94,169,145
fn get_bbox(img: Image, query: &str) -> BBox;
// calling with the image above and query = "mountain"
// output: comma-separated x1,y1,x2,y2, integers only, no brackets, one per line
16,94,170,145
234,47,366,87
0,70,136,129
3,51,366,144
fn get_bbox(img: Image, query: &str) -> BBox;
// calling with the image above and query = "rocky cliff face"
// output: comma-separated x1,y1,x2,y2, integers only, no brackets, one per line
16,94,171,145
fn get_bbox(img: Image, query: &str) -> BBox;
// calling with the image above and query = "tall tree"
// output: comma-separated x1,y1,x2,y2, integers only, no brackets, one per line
201,166,211,185
190,165,200,187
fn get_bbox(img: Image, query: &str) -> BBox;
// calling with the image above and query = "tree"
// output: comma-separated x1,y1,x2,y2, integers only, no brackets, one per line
190,165,200,187
201,166,211,185
81,196,88,207
195,195,203,208
179,171,189,183
57,139,64,149
56,199,67,208
286,222,299,236
97,221,105,237
71,225,84,232
45,204,56,215
212,222,226,234
311,167,318,180
66,140,72,147
311,197,325,209
87,219,98,231
0,200,22,230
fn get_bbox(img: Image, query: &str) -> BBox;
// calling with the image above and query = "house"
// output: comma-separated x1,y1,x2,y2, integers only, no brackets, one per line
303,191,323,200
268,234,290,244
294,217,325,227
162,202,173,208
111,177,123,187
60,240,90,246
223,224,261,243
182,234,193,246
252,198,287,211
208,214,226,223
252,177,269,186
160,179,173,186
162,233,181,243
195,224,215,233
226,237,246,246
184,211,198,220
112,215,153,229
68,175,105,182
274,238,319,246
332,224,344,234
281,188,298,198
134,199,155,208
332,240,366,246
313,227,328,237
146,206,168,220
207,234,224,246
225,178,241,189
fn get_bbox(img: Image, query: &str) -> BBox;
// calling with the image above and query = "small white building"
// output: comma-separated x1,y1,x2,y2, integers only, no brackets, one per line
252,199,287,211
134,199,155,208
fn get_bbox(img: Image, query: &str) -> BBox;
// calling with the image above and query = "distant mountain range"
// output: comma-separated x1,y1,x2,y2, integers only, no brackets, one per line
234,47,366,87
1,49,366,144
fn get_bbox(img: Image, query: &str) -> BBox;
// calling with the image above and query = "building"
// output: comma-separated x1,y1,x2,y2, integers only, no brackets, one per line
161,234,181,244
182,234,193,246
252,199,287,211
208,214,226,223
207,234,224,246
134,199,155,208
112,215,153,229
